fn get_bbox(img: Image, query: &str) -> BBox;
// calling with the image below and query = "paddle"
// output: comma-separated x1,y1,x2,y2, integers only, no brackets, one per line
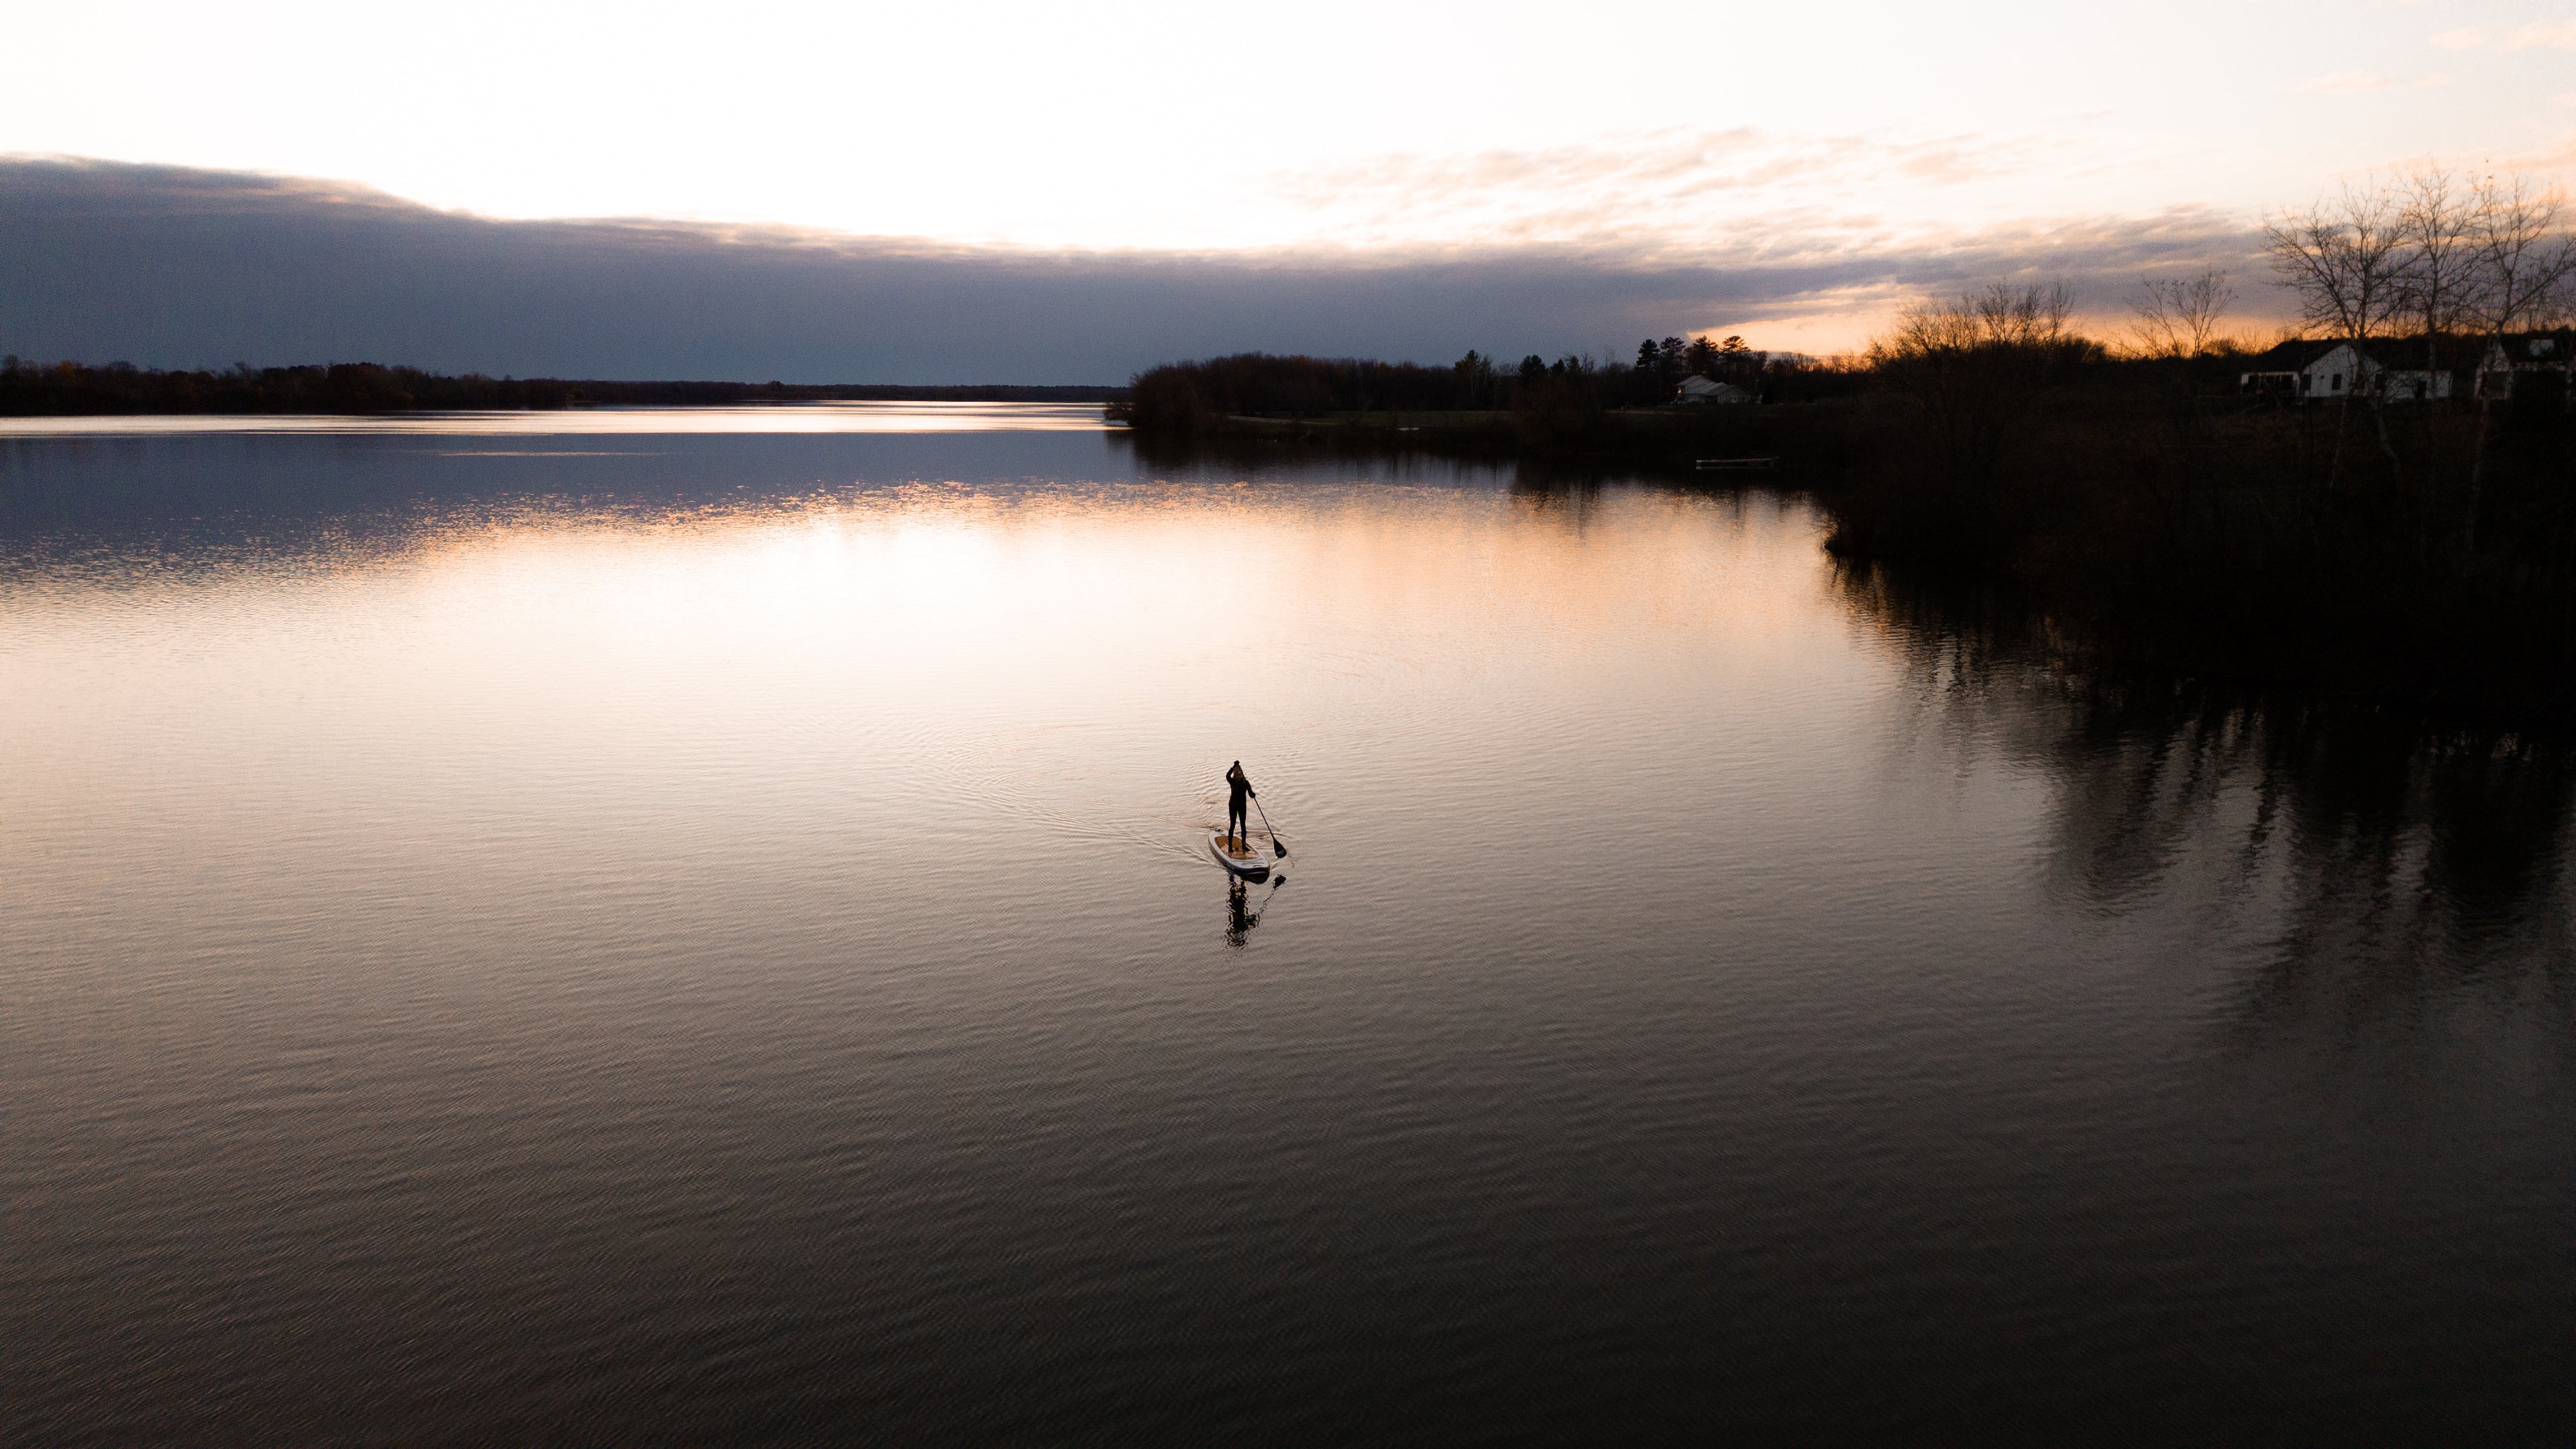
1252,794,1288,859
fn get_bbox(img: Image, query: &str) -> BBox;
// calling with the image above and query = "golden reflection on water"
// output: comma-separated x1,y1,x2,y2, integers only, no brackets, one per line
3,474,1874,1001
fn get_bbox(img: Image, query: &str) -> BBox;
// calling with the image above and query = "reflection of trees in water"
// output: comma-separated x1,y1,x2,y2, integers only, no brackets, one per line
1110,431,1505,490
1112,434,1722,531
1841,558,2576,1034
1112,437,1778,545
1507,463,1778,534
1507,465,1609,528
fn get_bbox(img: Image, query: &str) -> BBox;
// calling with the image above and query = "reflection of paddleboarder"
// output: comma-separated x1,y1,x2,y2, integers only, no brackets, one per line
1225,761,1256,851
1225,873,1284,948
1226,877,1258,947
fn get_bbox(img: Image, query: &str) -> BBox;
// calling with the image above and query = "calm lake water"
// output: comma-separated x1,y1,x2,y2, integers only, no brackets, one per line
6,407,2573,1444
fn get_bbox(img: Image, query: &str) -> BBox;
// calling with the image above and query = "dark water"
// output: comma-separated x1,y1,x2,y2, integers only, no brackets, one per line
5,410,2573,1444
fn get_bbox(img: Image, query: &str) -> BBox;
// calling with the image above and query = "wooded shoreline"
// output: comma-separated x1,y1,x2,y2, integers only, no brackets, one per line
0,358,1122,415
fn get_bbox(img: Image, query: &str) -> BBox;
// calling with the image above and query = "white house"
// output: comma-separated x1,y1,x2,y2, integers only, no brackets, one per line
2279,343,2447,402
1675,376,1752,405
2241,339,2474,402
2300,343,2375,400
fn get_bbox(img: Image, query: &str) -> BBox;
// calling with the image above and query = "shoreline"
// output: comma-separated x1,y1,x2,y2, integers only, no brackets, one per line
0,358,1124,417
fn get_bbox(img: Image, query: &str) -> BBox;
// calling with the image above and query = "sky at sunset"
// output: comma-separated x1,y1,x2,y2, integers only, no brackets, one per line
7,0,2574,378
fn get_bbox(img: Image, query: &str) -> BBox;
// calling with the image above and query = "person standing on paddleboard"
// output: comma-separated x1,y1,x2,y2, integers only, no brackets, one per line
1225,761,1256,850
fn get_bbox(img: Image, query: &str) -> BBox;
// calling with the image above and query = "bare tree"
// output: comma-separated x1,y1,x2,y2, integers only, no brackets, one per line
2461,172,2576,546
2263,184,2410,488
2263,185,2410,345
2388,166,2477,542
1876,282,2070,358
2398,166,2478,379
1875,282,2080,367
2466,173,2575,371
1870,281,2090,494
1972,280,2076,348
2129,270,2235,359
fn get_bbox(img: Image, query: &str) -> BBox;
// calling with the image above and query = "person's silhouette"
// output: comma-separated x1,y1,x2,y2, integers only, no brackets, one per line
1224,761,1256,851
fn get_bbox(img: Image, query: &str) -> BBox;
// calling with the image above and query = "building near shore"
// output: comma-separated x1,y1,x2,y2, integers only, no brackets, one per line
1674,376,1752,405
2476,335,2572,400
2237,339,2464,402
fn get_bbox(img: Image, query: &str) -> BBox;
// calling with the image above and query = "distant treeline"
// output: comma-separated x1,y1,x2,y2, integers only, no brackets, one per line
0,357,1124,415
1112,335,1859,431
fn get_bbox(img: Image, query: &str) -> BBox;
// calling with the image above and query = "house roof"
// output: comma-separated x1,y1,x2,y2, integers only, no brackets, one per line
2236,334,2502,375
2235,339,2338,372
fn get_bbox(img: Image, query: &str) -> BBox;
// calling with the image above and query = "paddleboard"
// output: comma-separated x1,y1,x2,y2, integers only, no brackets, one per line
1209,829,1272,881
